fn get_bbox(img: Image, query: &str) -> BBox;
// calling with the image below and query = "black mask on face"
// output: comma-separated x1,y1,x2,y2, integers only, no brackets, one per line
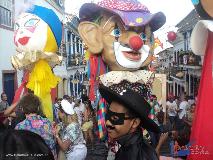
106,110,134,125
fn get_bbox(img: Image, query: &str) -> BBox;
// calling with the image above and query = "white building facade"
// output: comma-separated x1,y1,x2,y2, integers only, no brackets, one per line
56,14,87,99
169,10,202,98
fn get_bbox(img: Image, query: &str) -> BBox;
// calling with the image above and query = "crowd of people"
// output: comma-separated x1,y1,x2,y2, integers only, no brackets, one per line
156,92,196,159
0,90,196,160
0,92,95,160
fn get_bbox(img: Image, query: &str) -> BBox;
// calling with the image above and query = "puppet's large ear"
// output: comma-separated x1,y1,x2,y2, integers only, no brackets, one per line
192,0,213,19
201,0,213,18
78,22,103,54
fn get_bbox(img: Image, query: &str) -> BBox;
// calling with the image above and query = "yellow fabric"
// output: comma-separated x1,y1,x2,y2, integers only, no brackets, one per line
27,59,61,121
154,37,162,49
44,26,58,52
82,121,93,132
84,50,91,60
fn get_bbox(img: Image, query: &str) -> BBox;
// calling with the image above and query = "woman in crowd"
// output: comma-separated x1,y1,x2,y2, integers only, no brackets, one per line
54,99,87,160
82,100,94,150
15,93,57,159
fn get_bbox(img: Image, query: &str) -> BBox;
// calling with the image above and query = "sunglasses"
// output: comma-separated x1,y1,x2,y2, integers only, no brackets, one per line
106,109,135,125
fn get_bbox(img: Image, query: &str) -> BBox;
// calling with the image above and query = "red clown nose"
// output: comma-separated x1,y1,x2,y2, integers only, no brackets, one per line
129,36,143,51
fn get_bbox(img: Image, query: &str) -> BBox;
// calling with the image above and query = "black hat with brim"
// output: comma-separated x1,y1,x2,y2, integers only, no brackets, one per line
99,83,160,133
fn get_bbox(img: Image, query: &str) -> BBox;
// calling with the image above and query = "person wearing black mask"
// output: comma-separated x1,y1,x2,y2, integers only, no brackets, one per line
99,81,160,160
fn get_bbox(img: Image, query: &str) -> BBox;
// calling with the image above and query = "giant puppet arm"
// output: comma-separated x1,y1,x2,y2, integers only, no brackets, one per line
188,20,213,159
191,20,213,56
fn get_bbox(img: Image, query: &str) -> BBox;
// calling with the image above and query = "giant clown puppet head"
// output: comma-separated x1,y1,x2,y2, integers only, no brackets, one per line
78,0,166,71
11,5,62,121
12,5,62,69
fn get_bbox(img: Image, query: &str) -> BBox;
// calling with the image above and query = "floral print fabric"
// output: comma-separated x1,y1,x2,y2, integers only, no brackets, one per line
62,122,86,154
15,115,56,158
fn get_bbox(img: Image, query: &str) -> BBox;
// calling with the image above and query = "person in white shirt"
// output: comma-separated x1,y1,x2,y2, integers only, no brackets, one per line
178,96,189,119
188,96,195,106
54,99,87,160
79,99,86,113
166,95,178,124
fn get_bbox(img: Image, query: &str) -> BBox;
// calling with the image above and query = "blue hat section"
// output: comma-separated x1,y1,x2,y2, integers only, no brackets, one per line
27,5,62,48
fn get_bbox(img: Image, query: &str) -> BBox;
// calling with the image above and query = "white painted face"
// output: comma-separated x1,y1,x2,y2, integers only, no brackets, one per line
14,13,48,52
113,42,150,69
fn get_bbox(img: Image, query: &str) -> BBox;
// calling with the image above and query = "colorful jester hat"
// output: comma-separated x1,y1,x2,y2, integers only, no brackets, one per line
11,5,62,121
12,5,62,69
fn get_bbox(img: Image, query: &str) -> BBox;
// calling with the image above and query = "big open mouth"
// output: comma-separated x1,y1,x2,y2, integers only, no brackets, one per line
113,42,150,69
18,36,30,46
122,51,141,61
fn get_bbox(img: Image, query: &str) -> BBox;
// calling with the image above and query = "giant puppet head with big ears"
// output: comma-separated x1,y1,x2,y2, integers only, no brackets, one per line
78,0,166,141
78,0,166,71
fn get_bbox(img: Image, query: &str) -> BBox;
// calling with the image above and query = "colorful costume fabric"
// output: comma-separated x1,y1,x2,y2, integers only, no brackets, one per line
61,122,87,159
12,5,62,121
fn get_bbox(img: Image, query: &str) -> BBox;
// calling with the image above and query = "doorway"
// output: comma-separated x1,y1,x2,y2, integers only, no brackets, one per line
2,71,17,105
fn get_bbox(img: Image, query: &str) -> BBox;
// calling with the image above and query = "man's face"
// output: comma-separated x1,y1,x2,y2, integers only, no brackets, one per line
100,15,153,71
106,101,137,140
1,94,7,101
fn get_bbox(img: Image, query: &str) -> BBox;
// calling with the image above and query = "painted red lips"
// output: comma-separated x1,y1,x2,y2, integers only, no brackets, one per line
18,36,30,45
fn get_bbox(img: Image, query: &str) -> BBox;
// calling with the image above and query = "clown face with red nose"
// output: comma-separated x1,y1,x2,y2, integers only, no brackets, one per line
78,0,166,71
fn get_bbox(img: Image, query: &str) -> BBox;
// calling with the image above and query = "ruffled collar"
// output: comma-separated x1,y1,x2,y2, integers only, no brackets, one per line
100,70,154,87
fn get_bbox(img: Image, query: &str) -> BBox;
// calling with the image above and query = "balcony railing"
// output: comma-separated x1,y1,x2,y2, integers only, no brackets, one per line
67,55,85,67
173,51,201,66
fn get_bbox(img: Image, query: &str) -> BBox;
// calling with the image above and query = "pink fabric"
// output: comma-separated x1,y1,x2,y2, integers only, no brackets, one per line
98,0,149,12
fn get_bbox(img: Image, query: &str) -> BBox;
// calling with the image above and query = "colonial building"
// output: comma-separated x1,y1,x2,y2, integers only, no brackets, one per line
54,14,87,98
0,0,65,104
169,9,202,97
157,48,173,74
